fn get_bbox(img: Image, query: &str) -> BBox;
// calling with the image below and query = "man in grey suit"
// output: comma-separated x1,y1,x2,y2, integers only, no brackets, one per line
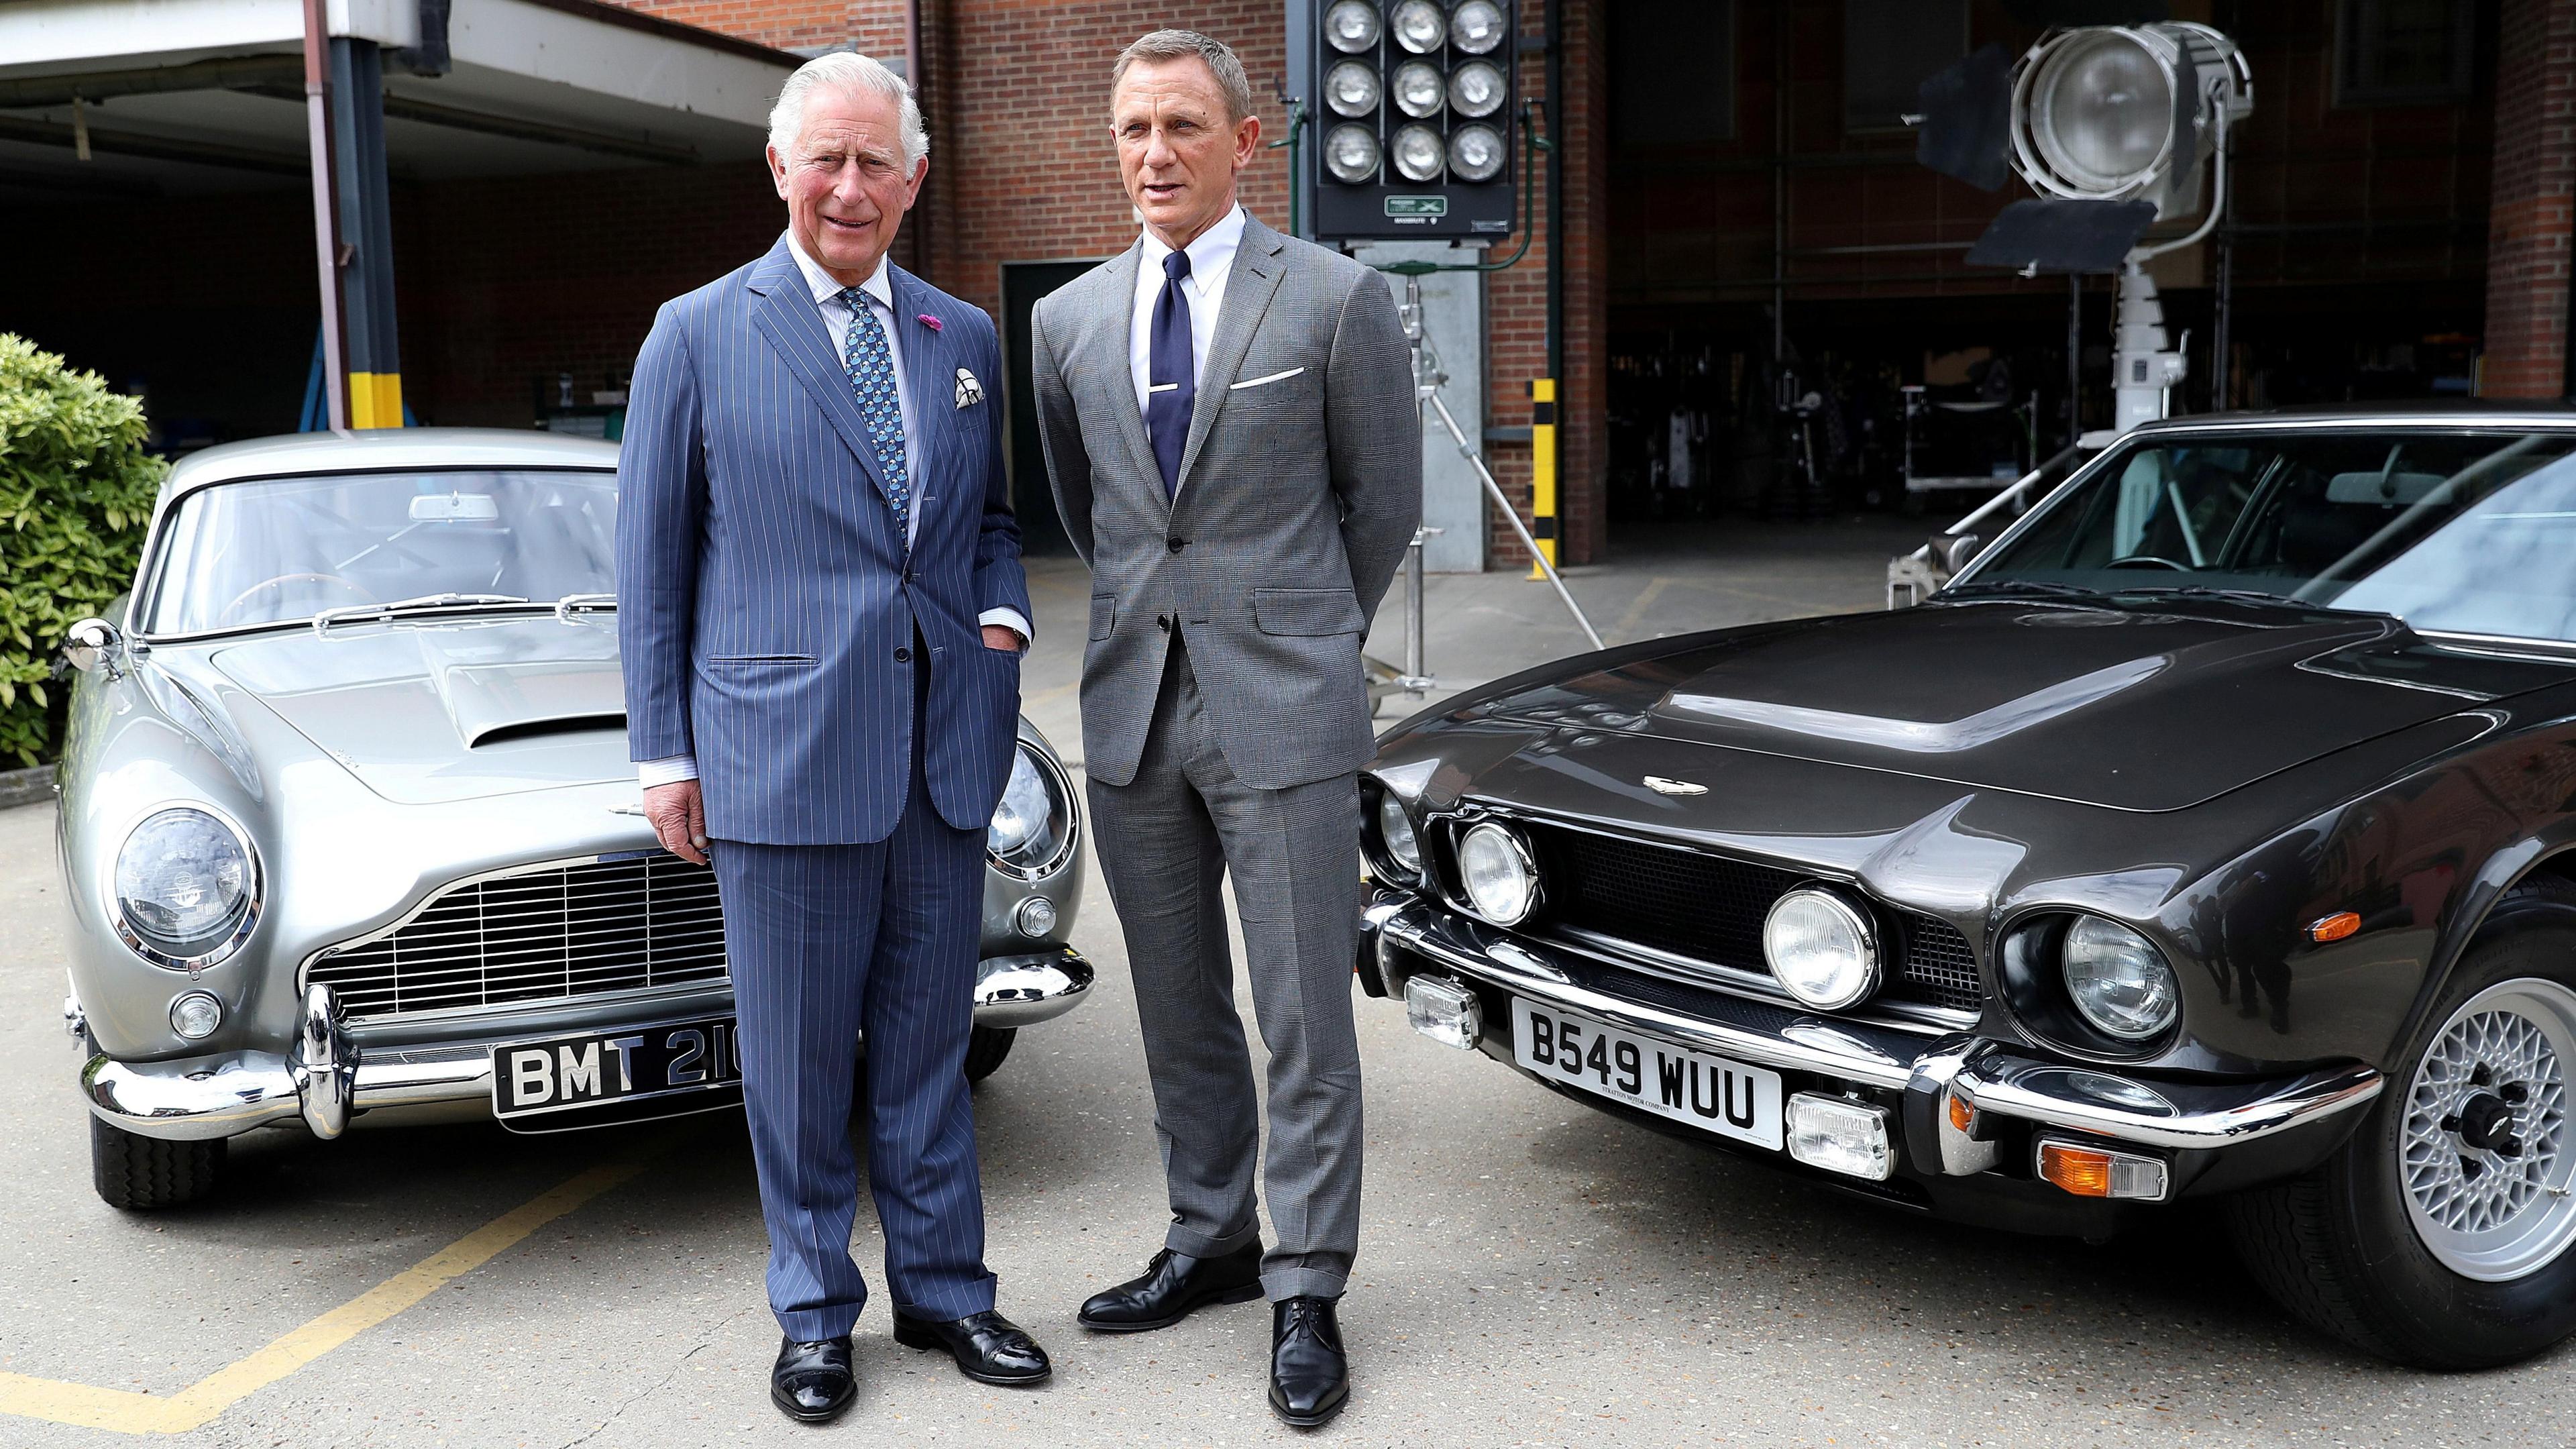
619,52,1051,1424
1029,28,1419,1430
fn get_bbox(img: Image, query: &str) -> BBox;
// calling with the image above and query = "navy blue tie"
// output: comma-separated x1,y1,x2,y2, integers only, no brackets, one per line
1147,249,1195,500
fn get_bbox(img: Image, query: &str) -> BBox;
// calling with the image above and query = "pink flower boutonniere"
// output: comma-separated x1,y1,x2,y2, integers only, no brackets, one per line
916,313,943,332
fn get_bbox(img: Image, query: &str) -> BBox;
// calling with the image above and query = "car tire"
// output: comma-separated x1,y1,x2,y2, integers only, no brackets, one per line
90,1116,225,1212
2229,881,2576,1368
963,1026,1016,1082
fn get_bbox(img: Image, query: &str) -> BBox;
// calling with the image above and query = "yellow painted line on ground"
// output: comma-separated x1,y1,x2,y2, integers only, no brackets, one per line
1611,576,1674,644
0,1155,652,1435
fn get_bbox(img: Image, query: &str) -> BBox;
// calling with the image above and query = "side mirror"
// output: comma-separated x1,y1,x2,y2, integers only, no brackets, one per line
63,618,122,677
1934,533,1983,574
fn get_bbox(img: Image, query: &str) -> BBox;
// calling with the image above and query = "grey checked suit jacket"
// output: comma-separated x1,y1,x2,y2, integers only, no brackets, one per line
1030,212,1420,791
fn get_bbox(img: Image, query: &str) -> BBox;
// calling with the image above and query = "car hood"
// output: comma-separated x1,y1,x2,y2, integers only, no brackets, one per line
1463,600,2576,812
211,616,630,804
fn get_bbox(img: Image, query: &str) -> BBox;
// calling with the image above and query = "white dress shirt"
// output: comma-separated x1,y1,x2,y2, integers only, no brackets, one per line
1129,203,1247,484
637,236,1030,790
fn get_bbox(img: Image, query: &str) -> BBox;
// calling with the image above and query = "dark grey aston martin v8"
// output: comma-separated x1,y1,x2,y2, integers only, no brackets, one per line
1359,408,2576,1367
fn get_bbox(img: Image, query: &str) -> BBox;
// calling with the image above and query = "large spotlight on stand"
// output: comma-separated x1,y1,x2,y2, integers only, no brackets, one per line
1932,21,2251,435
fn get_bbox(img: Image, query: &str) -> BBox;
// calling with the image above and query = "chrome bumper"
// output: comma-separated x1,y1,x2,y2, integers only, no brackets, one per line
83,948,1096,1142
1363,894,2385,1159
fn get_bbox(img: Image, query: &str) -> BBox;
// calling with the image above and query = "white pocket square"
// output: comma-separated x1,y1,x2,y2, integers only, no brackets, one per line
955,367,985,408
1230,366,1305,391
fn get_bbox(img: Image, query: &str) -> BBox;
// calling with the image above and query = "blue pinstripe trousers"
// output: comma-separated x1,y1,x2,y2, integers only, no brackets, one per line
713,666,997,1340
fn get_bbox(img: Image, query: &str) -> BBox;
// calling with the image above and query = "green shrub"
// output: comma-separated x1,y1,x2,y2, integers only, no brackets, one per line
0,335,166,767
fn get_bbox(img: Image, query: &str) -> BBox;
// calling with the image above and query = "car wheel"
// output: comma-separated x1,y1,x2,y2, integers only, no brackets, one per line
2229,882,2576,1367
90,1116,225,1211
964,1026,1017,1082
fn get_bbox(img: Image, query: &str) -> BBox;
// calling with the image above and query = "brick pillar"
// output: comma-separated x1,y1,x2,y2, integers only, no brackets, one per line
2483,0,2576,398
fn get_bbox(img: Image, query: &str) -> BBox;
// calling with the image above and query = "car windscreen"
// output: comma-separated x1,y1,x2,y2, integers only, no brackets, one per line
1959,430,2576,643
140,469,618,635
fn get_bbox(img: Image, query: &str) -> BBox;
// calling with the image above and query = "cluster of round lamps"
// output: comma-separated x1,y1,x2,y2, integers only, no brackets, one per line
1320,0,1509,186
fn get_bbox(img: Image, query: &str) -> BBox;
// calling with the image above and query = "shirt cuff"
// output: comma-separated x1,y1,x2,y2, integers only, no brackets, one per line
638,755,699,788
979,608,1033,647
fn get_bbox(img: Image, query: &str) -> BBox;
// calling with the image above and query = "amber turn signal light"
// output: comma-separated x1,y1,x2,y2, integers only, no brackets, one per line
2037,1140,2170,1201
2309,911,2361,943
1947,1092,1976,1134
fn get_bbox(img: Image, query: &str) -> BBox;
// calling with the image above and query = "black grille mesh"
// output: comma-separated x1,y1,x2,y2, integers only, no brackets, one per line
1516,822,1983,1012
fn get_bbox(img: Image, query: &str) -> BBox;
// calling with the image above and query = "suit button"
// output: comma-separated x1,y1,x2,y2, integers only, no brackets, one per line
894,646,912,663
1167,536,1185,553
1157,614,1172,631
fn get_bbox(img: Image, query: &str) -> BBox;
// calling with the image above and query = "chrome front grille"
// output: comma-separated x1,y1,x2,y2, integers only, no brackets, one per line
1513,822,1986,1013
307,853,728,1021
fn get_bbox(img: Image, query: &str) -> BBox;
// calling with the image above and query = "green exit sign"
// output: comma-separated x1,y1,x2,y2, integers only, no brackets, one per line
1384,195,1449,217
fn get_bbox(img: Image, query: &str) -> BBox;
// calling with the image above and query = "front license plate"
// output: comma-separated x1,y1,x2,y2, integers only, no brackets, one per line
1511,998,1784,1150
491,1016,743,1120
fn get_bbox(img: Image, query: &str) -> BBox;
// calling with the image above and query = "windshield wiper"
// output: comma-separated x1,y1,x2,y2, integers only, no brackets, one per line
1935,578,2110,603
554,592,617,623
2104,586,2401,624
311,592,532,634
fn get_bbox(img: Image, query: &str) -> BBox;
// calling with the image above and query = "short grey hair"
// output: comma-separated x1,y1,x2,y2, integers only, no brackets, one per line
1111,29,1254,124
769,51,928,168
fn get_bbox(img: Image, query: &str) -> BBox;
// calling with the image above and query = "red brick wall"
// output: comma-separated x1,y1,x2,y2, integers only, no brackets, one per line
2483,0,2576,398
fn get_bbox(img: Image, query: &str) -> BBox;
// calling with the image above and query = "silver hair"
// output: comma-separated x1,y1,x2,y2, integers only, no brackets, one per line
768,51,928,168
1111,29,1254,124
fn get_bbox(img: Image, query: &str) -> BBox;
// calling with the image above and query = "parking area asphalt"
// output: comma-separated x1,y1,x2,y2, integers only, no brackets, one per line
7,516,2576,1448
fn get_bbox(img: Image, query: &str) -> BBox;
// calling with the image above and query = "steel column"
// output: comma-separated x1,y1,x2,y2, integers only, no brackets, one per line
331,39,402,428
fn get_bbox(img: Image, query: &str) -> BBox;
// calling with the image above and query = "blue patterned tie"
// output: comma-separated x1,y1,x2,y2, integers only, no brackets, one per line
839,286,912,551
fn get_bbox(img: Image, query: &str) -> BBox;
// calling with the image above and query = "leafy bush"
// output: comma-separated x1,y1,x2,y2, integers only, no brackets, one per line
0,335,165,767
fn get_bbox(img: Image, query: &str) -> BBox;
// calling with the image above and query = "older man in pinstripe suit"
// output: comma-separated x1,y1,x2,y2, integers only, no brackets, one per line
616,51,1049,1424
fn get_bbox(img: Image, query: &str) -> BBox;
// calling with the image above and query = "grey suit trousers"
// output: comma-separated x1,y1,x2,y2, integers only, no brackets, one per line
1085,638,1364,1302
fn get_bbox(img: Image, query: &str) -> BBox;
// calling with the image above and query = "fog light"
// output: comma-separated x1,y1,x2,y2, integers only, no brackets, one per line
1784,1093,1893,1181
1014,896,1057,938
2036,1139,2169,1201
168,990,223,1041
1403,974,1482,1050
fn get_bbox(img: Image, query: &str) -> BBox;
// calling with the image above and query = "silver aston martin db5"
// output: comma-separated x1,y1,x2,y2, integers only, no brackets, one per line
54,429,1091,1210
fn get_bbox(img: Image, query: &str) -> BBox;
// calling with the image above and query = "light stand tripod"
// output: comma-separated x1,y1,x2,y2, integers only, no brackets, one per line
1387,266,1605,701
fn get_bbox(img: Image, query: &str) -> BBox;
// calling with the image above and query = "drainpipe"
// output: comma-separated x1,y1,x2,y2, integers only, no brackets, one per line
301,0,347,430
904,0,930,278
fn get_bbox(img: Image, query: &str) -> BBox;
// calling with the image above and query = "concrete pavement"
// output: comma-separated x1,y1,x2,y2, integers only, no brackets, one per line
5,520,2573,1448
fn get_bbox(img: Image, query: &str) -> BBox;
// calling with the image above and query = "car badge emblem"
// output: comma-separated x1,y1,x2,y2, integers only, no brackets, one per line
1644,775,1707,796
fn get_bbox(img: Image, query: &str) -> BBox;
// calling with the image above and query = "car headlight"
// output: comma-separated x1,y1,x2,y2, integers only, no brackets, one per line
2061,914,2178,1040
1449,60,1505,118
113,806,258,966
1375,792,1422,876
1393,60,1446,118
1391,123,1445,182
1325,59,1381,117
1391,0,1446,53
1323,0,1381,53
1763,888,1881,1011
987,743,1073,877
1325,123,1381,183
1450,0,1506,54
1448,123,1505,182
1457,821,1538,925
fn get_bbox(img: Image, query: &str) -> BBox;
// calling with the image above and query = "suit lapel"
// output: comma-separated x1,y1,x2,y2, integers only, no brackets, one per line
1175,213,1288,494
1093,241,1167,514
888,264,951,521
747,239,894,506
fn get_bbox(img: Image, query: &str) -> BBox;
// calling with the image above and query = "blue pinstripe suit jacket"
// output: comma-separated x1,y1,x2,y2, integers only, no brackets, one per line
617,235,1030,845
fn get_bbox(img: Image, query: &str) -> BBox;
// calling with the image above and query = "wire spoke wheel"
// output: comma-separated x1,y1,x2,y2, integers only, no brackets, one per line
2400,977,2576,1281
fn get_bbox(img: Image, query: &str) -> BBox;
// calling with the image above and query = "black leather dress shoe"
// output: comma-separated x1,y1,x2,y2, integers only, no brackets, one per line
770,1335,857,1423
892,1309,1052,1385
1269,1295,1349,1428
1077,1242,1265,1332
